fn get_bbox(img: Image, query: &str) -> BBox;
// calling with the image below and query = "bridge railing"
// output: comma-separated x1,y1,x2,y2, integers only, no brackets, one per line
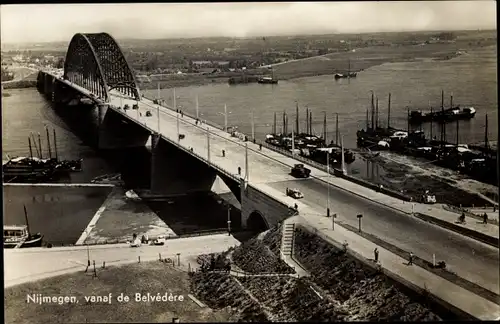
142,95,226,132
109,98,240,183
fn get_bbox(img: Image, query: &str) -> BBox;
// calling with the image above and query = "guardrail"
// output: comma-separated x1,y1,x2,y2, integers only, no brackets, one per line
294,220,477,320
46,229,230,247
261,141,412,202
442,205,499,225
413,212,499,248
143,97,412,203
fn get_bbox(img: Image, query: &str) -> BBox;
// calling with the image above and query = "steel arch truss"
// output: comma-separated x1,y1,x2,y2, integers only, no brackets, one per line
64,33,141,103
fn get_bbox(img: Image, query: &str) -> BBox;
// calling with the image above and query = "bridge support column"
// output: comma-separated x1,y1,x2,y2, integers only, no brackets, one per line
240,181,293,230
150,133,217,196
97,106,150,150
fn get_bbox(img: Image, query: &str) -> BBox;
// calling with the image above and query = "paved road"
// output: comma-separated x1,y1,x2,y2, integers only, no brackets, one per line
109,89,499,295
268,177,499,295
4,234,240,288
48,75,500,296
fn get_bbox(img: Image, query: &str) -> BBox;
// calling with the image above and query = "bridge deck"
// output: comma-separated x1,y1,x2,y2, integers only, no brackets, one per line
44,72,500,319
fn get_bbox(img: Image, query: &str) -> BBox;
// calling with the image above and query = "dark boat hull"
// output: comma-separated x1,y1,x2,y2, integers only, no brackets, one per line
4,234,43,248
257,79,278,84
409,112,475,124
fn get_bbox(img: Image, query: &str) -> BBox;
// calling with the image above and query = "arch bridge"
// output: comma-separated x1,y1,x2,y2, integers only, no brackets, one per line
63,32,141,103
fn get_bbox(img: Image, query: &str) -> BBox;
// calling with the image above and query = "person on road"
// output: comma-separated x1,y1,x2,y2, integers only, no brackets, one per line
458,212,466,224
483,213,488,224
374,248,379,263
222,150,225,157
238,166,241,175
408,252,414,265
259,144,262,151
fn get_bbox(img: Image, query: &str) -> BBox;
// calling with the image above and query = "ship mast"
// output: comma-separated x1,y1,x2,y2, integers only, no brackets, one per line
336,113,339,146
387,93,391,129
323,112,327,142
370,92,375,131
295,101,299,135
28,137,33,159
53,128,59,162
484,114,489,153
45,126,52,159
24,205,31,235
274,112,277,135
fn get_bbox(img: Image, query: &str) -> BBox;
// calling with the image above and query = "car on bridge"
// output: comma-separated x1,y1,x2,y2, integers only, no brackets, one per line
286,188,304,199
291,164,311,178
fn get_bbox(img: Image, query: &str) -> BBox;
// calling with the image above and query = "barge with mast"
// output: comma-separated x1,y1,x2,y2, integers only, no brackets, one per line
3,127,82,183
3,205,43,249
356,91,497,186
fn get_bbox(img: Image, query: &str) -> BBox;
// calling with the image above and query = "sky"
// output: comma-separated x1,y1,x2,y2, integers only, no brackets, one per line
0,2,496,44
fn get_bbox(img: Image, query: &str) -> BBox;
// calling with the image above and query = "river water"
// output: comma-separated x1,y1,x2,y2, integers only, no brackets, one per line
143,45,497,149
2,45,497,242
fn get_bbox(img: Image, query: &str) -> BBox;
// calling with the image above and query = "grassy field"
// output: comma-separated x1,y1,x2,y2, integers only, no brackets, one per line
4,262,232,324
273,41,494,80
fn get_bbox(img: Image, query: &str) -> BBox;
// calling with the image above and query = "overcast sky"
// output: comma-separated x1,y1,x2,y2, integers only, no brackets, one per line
1,2,496,44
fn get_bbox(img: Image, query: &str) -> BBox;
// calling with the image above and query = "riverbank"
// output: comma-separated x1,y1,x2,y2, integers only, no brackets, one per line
137,42,494,89
2,79,37,89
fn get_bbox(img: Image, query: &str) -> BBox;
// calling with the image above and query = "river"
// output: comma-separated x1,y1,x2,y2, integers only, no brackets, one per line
2,45,497,242
143,45,497,150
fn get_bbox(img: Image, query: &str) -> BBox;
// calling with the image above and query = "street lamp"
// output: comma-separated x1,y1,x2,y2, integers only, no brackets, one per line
357,214,363,232
195,94,199,120
227,206,232,235
326,151,330,218
207,127,210,162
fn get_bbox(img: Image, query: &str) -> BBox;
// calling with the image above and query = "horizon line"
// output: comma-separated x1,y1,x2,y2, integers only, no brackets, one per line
1,27,495,47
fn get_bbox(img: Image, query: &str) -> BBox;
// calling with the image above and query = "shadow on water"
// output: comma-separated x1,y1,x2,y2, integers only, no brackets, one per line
144,192,243,236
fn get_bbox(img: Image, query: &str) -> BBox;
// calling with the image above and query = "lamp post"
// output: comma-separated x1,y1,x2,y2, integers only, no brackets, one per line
245,142,249,181
227,206,232,235
251,109,255,141
224,104,228,132
176,111,180,142
196,94,199,120
173,88,176,111
157,104,160,133
357,214,363,232
207,127,210,162
327,151,330,218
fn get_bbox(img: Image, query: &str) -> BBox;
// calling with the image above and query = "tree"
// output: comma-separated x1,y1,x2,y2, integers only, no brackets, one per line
55,57,65,69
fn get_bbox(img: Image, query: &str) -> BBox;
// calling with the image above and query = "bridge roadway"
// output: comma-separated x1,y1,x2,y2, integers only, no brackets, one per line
54,75,499,296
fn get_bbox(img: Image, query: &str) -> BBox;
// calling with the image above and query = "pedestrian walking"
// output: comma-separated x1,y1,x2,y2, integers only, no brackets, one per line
459,212,465,224
238,166,241,175
222,149,225,157
408,252,414,265
259,144,262,151
483,213,488,224
374,248,379,262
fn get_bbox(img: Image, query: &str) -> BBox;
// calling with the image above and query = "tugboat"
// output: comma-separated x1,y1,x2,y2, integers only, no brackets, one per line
409,92,476,124
409,106,476,124
258,67,278,84
334,59,357,79
4,206,43,248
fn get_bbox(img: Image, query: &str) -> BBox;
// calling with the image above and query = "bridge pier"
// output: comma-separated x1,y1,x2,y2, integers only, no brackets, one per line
150,133,217,196
97,106,151,150
240,183,293,230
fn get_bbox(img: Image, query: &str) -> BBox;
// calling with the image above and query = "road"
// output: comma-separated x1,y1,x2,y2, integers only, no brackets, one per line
267,177,500,295
4,234,239,288
50,76,500,296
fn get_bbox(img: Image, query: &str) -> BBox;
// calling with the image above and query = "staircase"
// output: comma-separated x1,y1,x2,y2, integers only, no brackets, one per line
281,222,295,257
